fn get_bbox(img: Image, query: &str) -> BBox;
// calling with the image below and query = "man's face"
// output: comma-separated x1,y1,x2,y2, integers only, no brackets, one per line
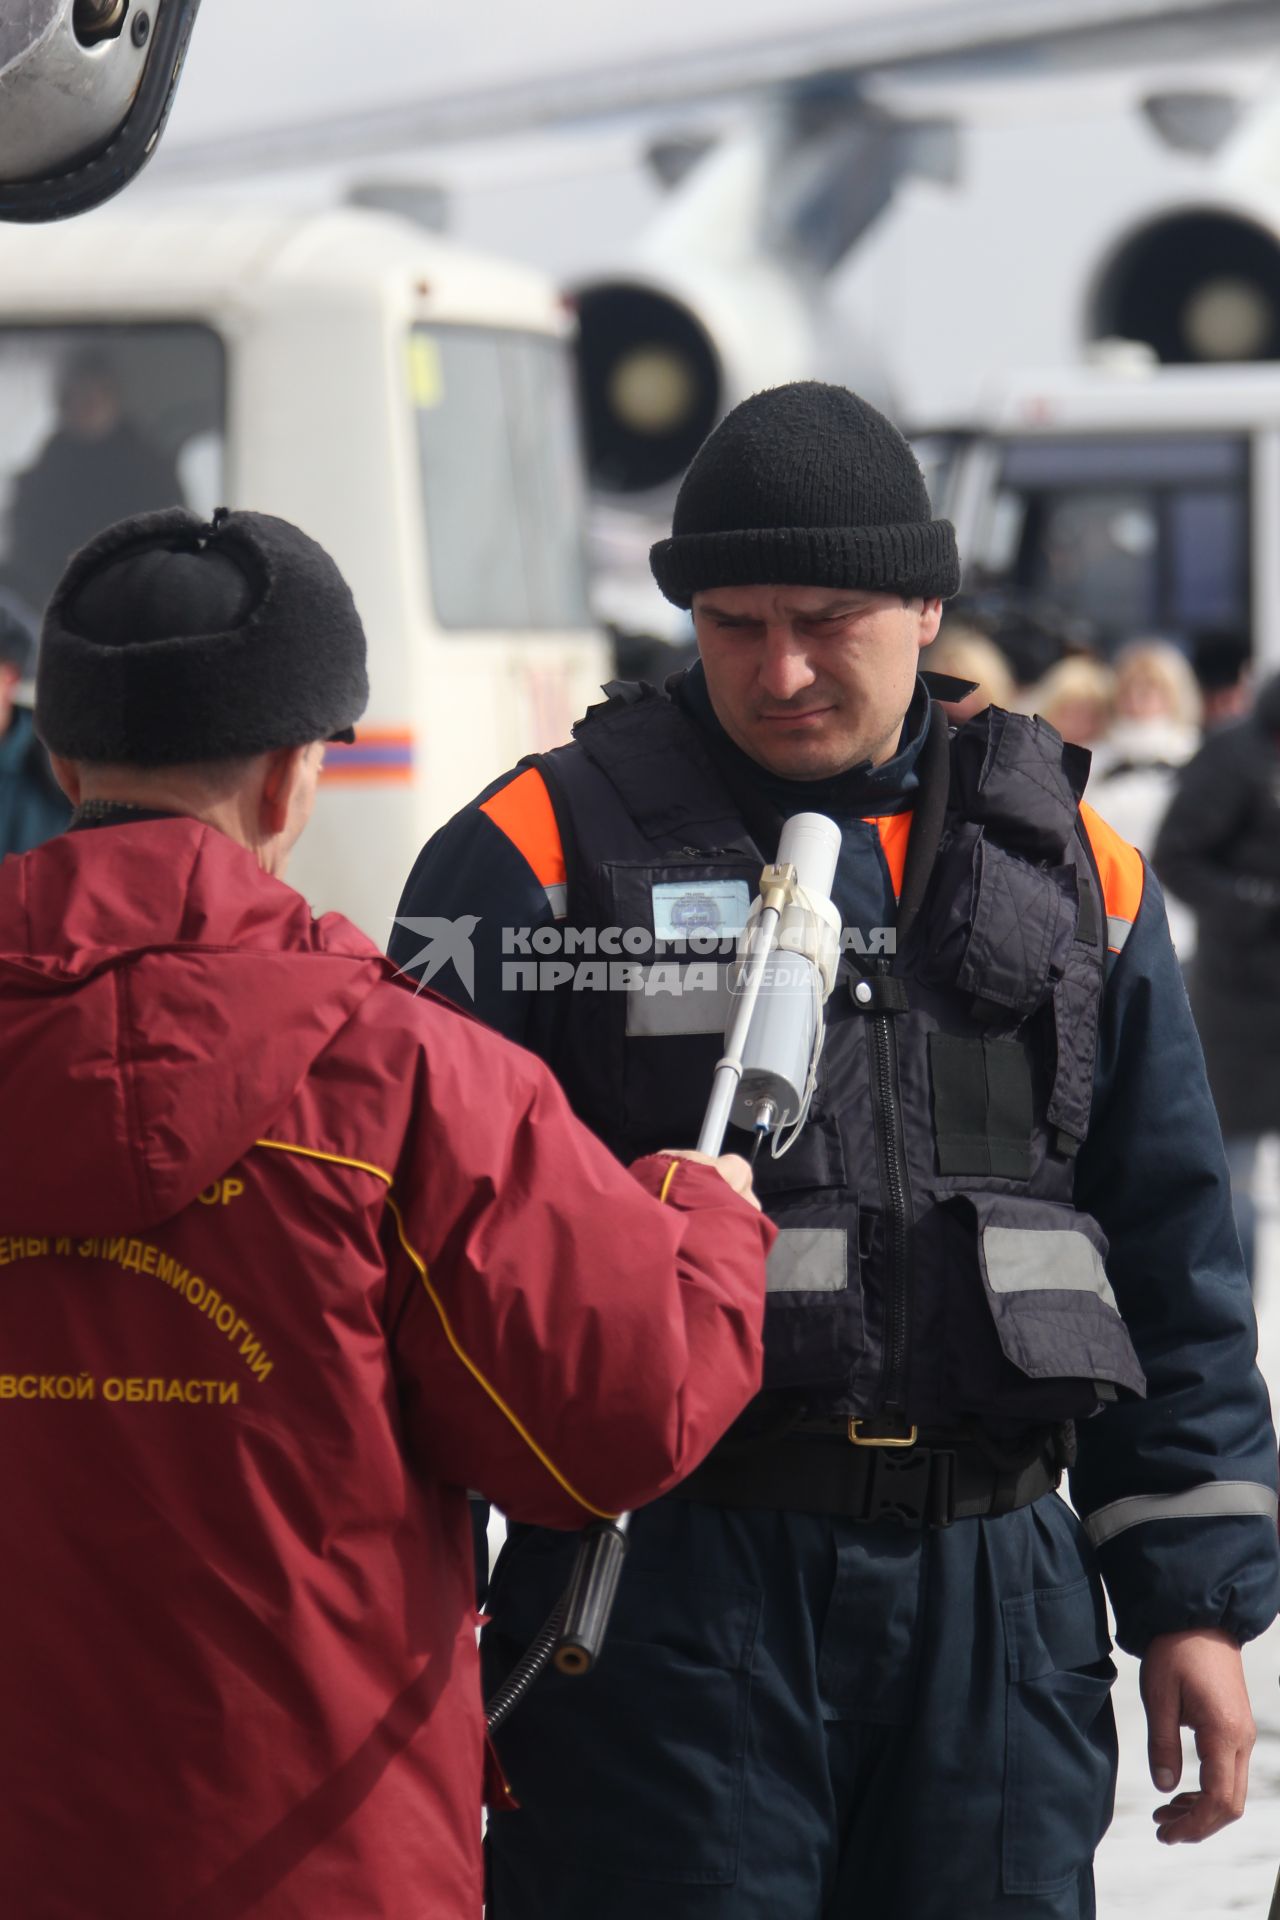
692,584,942,780
62,374,121,442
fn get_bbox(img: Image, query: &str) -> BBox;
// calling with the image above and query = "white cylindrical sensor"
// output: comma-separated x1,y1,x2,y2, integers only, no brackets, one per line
728,812,842,1131
731,951,819,1128
776,811,841,902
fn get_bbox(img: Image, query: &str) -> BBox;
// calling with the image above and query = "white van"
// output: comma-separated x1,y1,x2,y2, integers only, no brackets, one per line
921,361,1280,676
0,206,609,939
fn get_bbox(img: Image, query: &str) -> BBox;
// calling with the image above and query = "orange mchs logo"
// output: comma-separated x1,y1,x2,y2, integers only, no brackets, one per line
321,728,415,785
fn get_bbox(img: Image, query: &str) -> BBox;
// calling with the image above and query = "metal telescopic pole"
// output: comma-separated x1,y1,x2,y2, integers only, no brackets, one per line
487,821,839,1725
549,875,794,1679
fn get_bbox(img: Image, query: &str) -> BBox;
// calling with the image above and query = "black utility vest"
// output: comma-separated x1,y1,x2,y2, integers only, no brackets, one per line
532,685,1146,1430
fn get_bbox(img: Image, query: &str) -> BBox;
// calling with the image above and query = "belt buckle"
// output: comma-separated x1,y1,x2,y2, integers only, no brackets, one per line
848,1418,919,1448
861,1448,935,1529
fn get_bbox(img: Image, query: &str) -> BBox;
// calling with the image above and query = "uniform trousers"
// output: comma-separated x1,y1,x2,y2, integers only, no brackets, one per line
483,1491,1118,1920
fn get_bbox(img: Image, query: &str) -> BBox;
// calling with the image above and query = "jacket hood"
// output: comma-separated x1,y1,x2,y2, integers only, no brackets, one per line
0,820,387,1234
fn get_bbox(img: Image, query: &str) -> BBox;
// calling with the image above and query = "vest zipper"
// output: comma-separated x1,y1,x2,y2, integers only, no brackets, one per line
868,957,912,1415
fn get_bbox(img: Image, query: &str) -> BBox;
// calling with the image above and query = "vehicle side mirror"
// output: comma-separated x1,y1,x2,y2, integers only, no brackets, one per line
0,0,201,223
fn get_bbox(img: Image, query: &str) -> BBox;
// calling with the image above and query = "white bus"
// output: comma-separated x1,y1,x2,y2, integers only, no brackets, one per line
0,205,609,939
921,360,1280,679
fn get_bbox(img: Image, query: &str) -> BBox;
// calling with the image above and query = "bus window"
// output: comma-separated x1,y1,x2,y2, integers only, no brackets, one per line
969,434,1249,655
411,327,592,632
0,324,226,621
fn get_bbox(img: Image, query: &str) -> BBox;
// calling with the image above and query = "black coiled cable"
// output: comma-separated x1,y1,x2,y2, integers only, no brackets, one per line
484,1589,569,1733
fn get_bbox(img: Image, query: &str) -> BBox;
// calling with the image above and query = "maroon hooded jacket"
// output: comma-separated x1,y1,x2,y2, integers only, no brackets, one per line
0,818,771,1920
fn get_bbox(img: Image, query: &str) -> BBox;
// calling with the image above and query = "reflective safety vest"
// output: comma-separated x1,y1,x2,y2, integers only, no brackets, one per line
519,682,1147,1431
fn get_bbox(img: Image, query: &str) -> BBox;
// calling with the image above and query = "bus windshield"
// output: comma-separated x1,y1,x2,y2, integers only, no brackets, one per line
410,326,593,633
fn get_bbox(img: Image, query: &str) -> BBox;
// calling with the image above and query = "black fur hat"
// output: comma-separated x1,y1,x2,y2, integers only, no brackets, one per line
650,381,960,609
36,507,369,766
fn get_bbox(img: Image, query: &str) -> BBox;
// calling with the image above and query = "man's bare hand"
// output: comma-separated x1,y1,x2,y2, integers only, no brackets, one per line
1140,1628,1255,1843
659,1149,761,1210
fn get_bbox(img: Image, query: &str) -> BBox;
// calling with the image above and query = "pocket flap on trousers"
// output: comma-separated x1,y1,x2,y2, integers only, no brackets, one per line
1003,1576,1112,1682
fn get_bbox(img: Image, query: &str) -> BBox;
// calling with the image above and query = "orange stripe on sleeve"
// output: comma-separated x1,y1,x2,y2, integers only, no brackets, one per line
868,811,913,902
479,767,566,891
1079,801,1146,946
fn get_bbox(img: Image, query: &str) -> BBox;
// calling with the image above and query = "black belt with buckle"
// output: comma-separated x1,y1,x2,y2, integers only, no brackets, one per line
665,1420,1061,1529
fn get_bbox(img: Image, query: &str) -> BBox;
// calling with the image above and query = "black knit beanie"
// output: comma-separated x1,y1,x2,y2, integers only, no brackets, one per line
650,381,960,609
36,507,369,766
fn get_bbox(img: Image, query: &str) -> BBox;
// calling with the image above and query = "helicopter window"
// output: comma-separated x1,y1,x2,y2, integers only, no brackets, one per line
971,434,1248,654
0,322,225,623
411,326,592,633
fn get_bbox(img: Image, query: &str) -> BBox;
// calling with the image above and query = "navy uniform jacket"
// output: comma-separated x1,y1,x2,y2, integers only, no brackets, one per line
0,706,70,860
391,673,1279,1656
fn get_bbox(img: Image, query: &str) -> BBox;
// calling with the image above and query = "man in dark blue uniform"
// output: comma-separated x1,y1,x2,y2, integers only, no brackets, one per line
391,383,1279,1918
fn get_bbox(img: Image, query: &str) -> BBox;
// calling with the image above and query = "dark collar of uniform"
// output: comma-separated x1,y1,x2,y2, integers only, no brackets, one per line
68,800,187,832
673,660,932,823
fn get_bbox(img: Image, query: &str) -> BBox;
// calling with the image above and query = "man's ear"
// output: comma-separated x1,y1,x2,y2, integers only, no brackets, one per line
49,755,82,805
918,599,944,649
259,746,306,838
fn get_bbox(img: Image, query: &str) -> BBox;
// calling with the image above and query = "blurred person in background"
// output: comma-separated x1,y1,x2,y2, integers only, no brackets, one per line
1192,633,1252,734
1089,642,1202,959
1032,654,1117,750
4,349,182,614
937,592,1078,695
1154,671,1280,1291
924,618,1016,722
0,591,69,857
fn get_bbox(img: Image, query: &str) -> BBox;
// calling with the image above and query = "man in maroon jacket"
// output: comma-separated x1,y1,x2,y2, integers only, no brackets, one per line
0,507,772,1920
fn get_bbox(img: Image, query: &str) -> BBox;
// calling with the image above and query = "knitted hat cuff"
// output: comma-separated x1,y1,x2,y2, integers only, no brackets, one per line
650,519,961,610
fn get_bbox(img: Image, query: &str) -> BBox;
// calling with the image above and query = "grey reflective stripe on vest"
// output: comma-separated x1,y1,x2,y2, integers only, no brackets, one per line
1106,915,1133,953
767,1227,848,1294
545,883,568,920
624,964,733,1037
1085,1480,1279,1547
982,1225,1119,1314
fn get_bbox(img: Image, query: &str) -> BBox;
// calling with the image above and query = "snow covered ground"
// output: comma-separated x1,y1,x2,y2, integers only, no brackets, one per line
1096,1169,1280,1919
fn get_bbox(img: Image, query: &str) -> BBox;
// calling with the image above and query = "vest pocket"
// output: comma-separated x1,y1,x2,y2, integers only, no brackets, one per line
761,1201,863,1393
957,840,1079,1017
916,829,1079,1023
1002,1576,1118,1895
766,1225,848,1294
941,1193,1147,1421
